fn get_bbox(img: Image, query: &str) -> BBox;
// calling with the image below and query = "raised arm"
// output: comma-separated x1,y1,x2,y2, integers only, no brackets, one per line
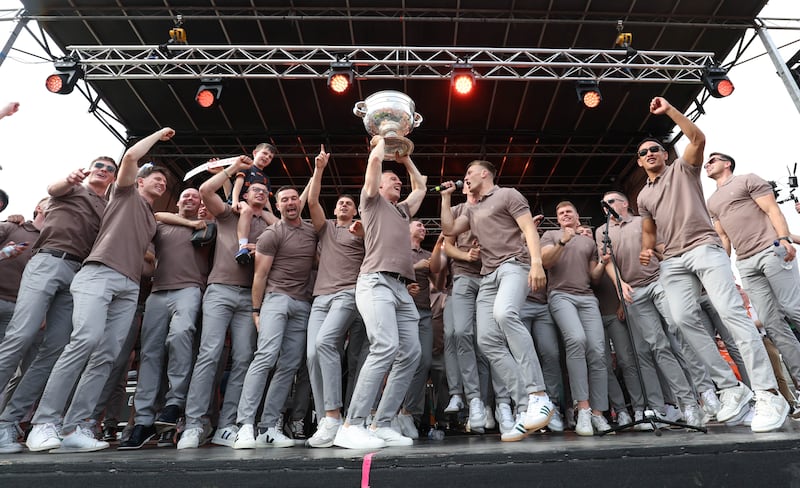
396,153,427,217
650,97,705,166
118,128,175,187
200,156,253,217
48,168,90,198
308,144,329,232
362,136,385,199
439,186,470,237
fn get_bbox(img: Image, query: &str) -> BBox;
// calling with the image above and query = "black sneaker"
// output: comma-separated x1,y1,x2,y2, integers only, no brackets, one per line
155,405,181,432
157,430,176,448
235,248,252,265
117,424,157,450
101,424,118,442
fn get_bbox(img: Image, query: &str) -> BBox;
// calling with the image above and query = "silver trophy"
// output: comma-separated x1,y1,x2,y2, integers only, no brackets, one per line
353,90,423,160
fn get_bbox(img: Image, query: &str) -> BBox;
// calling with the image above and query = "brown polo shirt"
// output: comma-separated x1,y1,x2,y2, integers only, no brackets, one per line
449,203,482,278
33,184,107,260
637,158,721,259
359,192,415,281
207,205,269,287
410,246,432,310
707,174,776,260
85,184,157,284
151,221,211,292
256,219,317,302
465,186,530,275
541,230,596,296
593,273,620,317
0,221,40,302
313,220,365,296
596,215,659,289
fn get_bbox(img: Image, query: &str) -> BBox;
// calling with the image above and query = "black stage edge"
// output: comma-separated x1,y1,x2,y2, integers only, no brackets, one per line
2,423,800,487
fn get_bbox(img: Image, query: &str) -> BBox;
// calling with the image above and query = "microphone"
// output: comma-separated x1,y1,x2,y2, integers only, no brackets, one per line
430,180,464,192
601,200,620,220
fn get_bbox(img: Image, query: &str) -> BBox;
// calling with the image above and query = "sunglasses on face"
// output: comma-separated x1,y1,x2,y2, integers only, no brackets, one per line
93,161,117,173
704,157,727,167
637,146,664,157
604,198,621,205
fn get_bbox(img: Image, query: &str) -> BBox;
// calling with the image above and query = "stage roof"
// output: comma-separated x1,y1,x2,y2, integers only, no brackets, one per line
17,1,768,230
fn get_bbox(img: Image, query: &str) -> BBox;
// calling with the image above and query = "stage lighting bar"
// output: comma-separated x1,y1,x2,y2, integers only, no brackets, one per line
195,77,223,108
576,80,602,109
45,59,84,94
327,61,353,94
701,65,734,98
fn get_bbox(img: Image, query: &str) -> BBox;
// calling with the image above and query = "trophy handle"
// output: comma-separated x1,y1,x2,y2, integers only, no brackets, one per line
413,112,423,128
353,101,368,118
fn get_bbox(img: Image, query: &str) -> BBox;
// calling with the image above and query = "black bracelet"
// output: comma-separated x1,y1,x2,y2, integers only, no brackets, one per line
252,307,261,313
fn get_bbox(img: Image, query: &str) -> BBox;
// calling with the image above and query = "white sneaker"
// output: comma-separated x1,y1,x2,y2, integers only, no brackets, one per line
750,391,789,433
233,424,256,449
500,413,529,442
495,403,515,434
372,426,413,446
717,384,754,423
256,426,295,448
468,398,487,432
616,410,633,428
591,413,614,434
633,410,655,431
333,423,386,450
394,413,419,440
682,403,705,428
177,427,203,450
211,424,239,447
26,423,62,452
701,389,722,418
547,409,564,432
0,423,22,453
524,394,554,431
306,417,342,448
53,425,109,453
575,408,593,436
484,407,497,430
444,395,464,413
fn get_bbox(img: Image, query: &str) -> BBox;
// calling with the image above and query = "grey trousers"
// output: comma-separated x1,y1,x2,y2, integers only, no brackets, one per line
520,299,563,404
699,294,751,387
307,289,358,420
237,293,310,428
92,306,141,423
33,263,138,433
347,273,420,427
343,315,368,416
443,275,482,401
627,281,696,406
549,291,608,411
134,287,201,425
0,254,79,404
737,246,800,386
184,284,255,430
476,260,545,413
659,244,777,392
604,314,656,412
404,308,433,416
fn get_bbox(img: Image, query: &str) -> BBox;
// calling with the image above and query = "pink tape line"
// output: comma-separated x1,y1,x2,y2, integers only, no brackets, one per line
361,452,376,488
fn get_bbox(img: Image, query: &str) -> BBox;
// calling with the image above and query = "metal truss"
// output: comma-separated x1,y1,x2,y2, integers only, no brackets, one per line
65,44,719,83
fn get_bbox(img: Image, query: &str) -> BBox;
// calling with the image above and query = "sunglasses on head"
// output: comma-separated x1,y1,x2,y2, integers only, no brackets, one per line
637,145,664,157
93,161,117,173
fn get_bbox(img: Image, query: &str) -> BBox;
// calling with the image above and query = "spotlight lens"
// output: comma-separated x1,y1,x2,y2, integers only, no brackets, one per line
716,79,734,97
45,74,64,93
329,73,351,94
453,74,474,95
583,91,601,109
196,89,216,108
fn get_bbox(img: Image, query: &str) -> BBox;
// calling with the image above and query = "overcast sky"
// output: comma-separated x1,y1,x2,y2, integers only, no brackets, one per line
1,0,799,252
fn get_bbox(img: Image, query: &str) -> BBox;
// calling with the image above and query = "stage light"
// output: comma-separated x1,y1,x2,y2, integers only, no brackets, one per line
327,61,353,94
45,59,83,95
701,65,734,98
575,80,602,109
451,63,475,96
195,78,223,108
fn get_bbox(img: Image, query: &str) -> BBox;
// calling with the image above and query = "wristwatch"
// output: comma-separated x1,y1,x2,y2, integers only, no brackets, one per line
778,236,794,244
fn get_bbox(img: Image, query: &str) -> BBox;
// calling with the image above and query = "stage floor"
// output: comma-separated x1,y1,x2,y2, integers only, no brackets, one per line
2,421,800,487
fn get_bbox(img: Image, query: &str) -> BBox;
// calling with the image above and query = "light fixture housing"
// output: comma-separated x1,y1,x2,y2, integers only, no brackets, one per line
45,59,84,95
327,61,353,94
451,63,475,96
575,80,602,109
195,77,223,108
701,65,734,98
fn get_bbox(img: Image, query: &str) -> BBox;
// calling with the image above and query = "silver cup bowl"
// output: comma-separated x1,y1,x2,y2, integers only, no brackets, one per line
353,90,423,160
